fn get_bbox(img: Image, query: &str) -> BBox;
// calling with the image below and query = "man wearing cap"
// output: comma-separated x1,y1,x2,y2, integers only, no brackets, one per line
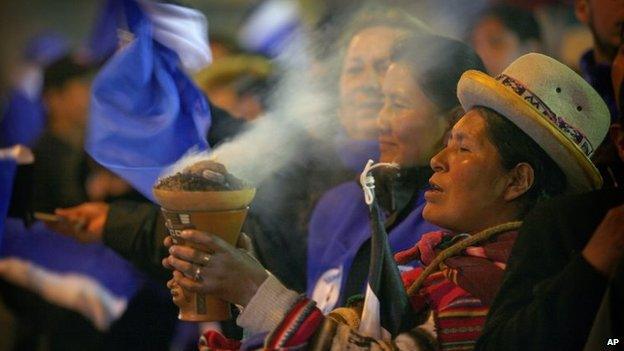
476,40,624,351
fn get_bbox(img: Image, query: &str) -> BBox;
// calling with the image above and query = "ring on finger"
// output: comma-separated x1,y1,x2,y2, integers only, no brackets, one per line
200,253,212,265
193,265,203,281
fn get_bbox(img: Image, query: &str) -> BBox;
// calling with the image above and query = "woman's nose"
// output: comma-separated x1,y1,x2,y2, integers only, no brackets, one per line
430,147,448,172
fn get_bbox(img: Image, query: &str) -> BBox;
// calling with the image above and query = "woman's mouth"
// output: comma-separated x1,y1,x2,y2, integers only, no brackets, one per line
428,181,443,192
424,180,443,201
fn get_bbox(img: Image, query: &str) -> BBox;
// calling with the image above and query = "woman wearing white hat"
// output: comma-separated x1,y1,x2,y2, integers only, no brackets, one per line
397,52,611,350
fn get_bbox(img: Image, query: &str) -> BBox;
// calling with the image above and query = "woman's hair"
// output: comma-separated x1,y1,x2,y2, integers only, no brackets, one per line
476,106,566,216
390,34,486,113
339,6,428,47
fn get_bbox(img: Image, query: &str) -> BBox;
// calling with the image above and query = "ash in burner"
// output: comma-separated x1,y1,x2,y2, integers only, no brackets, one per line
155,160,246,191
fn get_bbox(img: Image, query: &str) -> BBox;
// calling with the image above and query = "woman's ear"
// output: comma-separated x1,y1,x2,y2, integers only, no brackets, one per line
503,162,534,202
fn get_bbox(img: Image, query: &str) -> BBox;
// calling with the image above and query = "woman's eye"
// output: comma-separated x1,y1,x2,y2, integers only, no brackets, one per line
459,147,470,152
392,102,407,110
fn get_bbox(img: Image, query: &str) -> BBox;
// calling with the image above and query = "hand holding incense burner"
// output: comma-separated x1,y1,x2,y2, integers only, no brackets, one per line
154,160,255,321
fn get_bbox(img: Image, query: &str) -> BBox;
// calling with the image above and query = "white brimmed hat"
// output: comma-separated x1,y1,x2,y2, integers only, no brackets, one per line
457,53,610,193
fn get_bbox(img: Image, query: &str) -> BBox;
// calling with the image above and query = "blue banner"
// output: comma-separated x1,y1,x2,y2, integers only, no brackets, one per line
86,0,211,200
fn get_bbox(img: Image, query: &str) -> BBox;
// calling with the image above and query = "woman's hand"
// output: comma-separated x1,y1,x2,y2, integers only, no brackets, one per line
162,230,268,306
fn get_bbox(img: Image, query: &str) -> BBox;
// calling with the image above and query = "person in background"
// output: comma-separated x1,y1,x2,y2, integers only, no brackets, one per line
476,38,624,351
0,32,69,149
470,3,543,76
194,55,273,122
576,0,623,122
33,56,93,212
575,0,624,187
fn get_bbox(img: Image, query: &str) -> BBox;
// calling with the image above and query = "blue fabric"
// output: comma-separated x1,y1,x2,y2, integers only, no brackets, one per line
306,181,438,305
580,49,618,123
0,160,17,248
0,90,46,148
84,0,126,63
334,131,380,172
0,218,142,298
86,0,211,200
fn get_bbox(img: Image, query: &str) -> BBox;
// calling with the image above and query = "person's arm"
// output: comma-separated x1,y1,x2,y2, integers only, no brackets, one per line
103,200,170,281
236,274,300,334
52,199,170,281
476,200,609,351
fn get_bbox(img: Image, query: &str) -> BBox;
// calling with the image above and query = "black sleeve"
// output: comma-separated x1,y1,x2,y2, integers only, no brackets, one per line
476,198,609,351
103,199,170,282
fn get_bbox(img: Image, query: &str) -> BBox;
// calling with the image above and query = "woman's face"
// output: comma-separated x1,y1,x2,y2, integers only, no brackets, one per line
423,109,514,233
377,62,449,166
339,26,406,140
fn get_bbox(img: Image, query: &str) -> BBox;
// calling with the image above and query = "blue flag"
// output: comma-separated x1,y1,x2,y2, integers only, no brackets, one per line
0,159,17,247
86,0,212,200
0,91,46,148
0,218,142,329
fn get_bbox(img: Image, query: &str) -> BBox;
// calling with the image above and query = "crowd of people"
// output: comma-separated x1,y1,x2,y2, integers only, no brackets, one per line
0,0,622,350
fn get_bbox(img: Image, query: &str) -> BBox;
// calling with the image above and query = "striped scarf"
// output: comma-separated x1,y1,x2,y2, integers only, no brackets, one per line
400,229,519,350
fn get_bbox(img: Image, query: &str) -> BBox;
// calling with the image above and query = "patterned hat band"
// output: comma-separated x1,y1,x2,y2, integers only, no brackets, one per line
495,74,594,156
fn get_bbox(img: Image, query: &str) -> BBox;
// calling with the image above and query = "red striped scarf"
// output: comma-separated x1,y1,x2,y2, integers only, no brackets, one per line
400,230,518,350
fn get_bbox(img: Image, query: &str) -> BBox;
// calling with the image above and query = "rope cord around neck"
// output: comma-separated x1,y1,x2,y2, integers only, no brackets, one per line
406,221,523,296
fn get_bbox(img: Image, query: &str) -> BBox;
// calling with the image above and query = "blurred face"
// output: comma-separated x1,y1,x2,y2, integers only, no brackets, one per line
576,0,624,61
377,62,449,166
471,17,523,75
423,110,514,233
339,26,406,140
46,78,91,127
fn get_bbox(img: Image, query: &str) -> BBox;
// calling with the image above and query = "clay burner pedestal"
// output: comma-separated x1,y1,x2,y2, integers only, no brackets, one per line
154,187,256,321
